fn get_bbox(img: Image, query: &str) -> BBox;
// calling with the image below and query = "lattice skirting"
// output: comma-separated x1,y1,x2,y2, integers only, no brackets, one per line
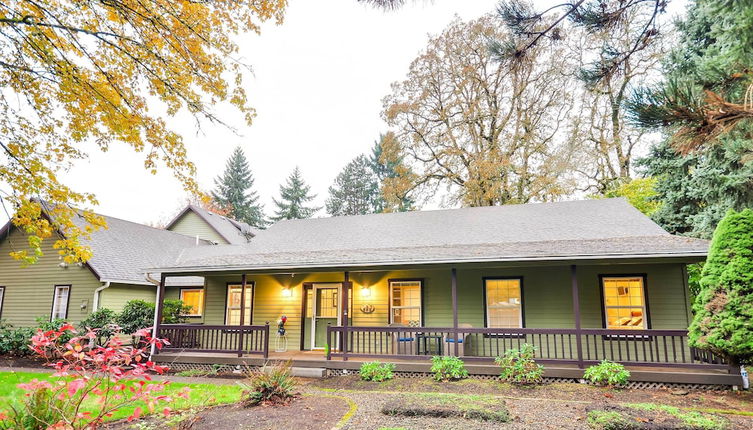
167,362,260,374
324,369,731,390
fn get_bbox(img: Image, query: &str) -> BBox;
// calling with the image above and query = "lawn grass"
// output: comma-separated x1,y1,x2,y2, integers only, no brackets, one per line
0,371,243,422
381,392,510,423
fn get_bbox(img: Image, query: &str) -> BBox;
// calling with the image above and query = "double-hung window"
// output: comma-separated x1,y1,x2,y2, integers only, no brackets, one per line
484,278,523,328
51,285,71,320
390,280,422,326
225,283,253,325
180,289,205,317
602,276,647,330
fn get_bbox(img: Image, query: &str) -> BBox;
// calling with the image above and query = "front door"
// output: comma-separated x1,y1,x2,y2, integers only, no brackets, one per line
312,283,341,349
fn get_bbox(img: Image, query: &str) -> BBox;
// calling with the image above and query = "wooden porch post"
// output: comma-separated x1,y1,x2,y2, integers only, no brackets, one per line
342,271,351,361
451,268,459,357
571,265,584,368
239,274,247,326
150,273,166,359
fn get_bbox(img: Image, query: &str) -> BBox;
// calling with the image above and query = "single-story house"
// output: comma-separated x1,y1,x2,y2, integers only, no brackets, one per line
0,204,251,326
147,199,738,386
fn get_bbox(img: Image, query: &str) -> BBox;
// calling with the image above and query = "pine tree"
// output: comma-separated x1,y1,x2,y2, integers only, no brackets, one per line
271,167,321,221
688,209,753,365
368,133,415,212
326,155,381,216
211,147,267,228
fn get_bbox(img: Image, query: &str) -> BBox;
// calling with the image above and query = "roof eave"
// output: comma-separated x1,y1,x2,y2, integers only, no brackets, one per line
150,250,708,275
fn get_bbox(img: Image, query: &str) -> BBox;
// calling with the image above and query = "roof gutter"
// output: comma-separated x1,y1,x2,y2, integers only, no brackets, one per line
92,281,110,312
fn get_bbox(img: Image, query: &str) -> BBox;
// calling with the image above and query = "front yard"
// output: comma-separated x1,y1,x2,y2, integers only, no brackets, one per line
2,370,751,429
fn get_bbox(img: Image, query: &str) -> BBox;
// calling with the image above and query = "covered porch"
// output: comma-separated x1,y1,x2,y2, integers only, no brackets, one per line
150,261,737,384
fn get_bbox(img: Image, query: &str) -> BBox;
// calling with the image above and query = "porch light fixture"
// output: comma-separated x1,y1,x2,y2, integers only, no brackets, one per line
281,287,292,298
361,286,371,298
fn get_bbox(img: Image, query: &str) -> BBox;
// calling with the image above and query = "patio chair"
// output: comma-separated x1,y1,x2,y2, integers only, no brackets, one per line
443,323,472,357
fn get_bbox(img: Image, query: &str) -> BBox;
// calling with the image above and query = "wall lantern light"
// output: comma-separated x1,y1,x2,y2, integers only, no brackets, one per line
361,286,371,298
281,287,292,298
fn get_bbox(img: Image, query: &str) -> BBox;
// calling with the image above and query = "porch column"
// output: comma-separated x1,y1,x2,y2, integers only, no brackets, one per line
342,271,351,361
149,273,166,359
239,274,247,326
451,268,459,357
571,265,584,368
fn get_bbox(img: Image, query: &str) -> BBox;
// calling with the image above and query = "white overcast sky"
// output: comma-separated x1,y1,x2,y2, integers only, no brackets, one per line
56,0,687,226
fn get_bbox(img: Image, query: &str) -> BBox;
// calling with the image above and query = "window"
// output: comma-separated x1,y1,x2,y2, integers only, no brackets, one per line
51,285,70,320
485,278,523,328
602,276,647,330
390,280,421,326
0,286,4,318
225,283,253,325
180,289,204,317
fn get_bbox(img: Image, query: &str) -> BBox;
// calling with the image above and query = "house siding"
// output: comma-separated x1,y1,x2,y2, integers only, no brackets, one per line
167,211,228,244
192,262,691,352
0,227,101,326
99,283,156,313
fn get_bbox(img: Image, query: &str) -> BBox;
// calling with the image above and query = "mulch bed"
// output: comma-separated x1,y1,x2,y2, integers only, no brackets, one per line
585,403,729,429
109,395,350,430
381,393,510,423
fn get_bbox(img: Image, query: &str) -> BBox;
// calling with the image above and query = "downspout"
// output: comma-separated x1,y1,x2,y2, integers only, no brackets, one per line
145,272,161,359
92,281,111,312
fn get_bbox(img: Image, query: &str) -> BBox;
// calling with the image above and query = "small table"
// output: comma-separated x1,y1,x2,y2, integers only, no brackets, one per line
416,333,443,355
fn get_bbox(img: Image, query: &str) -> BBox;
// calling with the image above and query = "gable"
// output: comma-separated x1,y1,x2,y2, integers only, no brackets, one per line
167,210,229,244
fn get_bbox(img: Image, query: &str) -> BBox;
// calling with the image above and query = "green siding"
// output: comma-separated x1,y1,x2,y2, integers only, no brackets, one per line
99,284,156,313
167,211,228,244
195,262,692,352
0,227,101,326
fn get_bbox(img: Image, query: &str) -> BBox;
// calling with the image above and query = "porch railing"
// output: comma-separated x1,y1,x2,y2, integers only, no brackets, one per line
159,323,270,358
326,326,729,370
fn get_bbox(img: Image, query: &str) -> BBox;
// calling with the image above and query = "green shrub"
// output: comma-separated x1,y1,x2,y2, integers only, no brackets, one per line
430,356,468,381
0,321,35,357
584,360,630,387
78,308,118,345
162,299,192,324
0,380,68,429
241,361,297,406
359,361,395,382
495,343,544,385
117,300,155,335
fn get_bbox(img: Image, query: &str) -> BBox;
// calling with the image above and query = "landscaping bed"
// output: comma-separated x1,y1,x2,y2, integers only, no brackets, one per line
586,403,730,430
381,393,510,423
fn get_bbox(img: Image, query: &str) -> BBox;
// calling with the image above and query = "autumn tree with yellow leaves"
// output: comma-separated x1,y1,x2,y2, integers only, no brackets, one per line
0,0,286,264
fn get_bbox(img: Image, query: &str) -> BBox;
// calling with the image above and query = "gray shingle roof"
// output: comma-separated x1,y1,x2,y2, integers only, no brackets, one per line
159,198,709,273
165,205,255,244
74,214,207,285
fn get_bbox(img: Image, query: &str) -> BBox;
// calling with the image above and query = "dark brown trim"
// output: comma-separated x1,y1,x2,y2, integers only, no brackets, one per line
300,283,312,351
178,287,205,317
224,281,255,325
50,284,72,321
0,286,5,320
598,273,651,330
482,276,525,329
387,278,425,326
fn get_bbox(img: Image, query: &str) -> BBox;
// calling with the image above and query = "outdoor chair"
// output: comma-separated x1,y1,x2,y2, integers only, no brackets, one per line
443,323,472,357
389,323,417,355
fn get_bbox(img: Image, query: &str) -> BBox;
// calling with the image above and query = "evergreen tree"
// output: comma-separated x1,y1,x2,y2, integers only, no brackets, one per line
688,209,753,365
212,147,267,228
271,167,321,221
368,133,415,212
325,155,381,216
638,139,753,239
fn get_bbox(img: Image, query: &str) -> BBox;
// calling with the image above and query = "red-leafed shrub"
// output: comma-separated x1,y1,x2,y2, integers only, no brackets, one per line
0,324,185,429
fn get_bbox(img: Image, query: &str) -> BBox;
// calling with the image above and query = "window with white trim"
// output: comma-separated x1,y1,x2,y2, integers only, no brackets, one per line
485,278,523,328
390,280,421,326
602,276,647,330
225,284,253,325
180,289,205,316
51,285,70,320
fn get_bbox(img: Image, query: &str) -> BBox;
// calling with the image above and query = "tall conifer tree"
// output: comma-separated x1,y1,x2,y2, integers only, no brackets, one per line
326,155,381,216
212,147,267,228
272,167,321,221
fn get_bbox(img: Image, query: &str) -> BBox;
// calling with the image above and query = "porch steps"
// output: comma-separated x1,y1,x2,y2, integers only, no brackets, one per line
290,367,327,379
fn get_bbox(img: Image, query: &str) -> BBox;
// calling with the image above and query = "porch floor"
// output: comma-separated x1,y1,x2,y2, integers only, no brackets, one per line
153,351,739,386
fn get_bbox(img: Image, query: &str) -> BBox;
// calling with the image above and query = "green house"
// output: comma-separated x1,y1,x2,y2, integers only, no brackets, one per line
0,204,252,327
147,199,738,385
